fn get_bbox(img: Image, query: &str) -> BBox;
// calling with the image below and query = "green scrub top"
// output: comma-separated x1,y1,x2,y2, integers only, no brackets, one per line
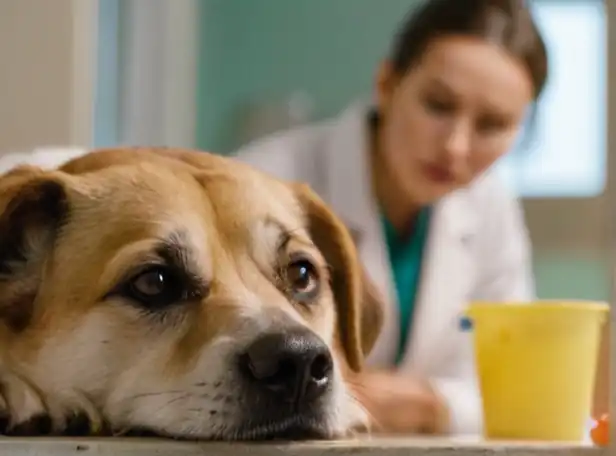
381,207,431,364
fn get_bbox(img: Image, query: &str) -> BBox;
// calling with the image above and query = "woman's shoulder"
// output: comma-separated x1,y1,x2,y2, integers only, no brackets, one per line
233,121,333,182
233,101,371,181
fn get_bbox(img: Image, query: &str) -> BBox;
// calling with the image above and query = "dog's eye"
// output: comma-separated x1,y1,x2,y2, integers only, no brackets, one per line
285,259,320,302
125,266,193,308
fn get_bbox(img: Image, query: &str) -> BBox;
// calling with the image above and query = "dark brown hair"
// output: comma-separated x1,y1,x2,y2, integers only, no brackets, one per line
390,0,549,100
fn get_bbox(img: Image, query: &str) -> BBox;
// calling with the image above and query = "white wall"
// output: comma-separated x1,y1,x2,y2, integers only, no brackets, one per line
0,0,97,154
0,0,198,154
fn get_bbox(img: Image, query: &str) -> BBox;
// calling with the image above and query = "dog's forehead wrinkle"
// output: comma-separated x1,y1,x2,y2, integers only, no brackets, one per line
252,219,287,258
154,230,209,278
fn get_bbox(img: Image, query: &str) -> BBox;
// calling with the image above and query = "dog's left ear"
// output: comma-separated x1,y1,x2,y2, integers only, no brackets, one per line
294,183,384,372
0,166,69,332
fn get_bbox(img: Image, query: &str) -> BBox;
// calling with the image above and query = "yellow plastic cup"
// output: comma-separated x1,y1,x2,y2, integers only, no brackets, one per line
466,300,609,441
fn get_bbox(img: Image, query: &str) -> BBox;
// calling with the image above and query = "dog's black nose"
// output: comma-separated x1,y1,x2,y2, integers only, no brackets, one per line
240,328,333,404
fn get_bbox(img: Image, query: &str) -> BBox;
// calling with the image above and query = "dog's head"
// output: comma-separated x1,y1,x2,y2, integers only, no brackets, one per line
0,148,383,440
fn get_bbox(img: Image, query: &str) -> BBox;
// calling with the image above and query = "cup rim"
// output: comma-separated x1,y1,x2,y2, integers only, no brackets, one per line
467,300,610,314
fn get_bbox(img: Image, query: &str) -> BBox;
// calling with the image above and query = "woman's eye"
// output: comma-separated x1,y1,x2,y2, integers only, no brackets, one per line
124,266,194,309
285,259,320,303
476,116,508,134
424,96,455,115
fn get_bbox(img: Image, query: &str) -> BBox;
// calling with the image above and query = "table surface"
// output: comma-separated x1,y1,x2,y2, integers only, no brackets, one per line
0,436,606,456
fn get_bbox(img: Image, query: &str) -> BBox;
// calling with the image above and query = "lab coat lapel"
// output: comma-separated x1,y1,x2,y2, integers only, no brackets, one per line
320,102,400,368
402,190,478,372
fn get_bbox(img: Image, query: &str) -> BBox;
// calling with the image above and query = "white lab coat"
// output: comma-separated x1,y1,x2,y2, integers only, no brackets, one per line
234,101,536,436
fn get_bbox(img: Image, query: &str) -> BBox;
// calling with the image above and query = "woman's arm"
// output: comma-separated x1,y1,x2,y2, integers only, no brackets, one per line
431,366,483,435
349,370,451,434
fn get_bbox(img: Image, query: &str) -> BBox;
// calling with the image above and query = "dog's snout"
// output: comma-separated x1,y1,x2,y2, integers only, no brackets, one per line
240,328,333,404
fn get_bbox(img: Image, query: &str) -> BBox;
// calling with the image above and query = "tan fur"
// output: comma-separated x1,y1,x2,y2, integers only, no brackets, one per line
0,147,384,440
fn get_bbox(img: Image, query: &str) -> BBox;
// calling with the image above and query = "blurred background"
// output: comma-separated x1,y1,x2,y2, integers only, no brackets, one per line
0,0,611,302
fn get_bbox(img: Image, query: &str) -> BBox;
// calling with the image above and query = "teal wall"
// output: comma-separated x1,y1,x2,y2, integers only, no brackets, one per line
196,0,417,154
194,0,610,302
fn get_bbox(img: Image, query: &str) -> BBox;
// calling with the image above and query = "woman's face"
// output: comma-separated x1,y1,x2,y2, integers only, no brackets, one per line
375,36,534,205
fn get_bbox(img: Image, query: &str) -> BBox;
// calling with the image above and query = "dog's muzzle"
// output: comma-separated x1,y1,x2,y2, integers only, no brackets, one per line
235,327,335,440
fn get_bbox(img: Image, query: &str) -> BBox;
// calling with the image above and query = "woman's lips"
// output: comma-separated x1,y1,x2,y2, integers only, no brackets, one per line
420,162,456,184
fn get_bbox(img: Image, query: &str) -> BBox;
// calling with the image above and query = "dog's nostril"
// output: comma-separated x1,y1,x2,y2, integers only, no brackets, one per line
310,353,331,383
275,359,297,382
248,357,298,392
244,353,281,380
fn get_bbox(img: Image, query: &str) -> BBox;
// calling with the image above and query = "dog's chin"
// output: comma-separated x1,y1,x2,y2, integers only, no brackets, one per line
228,415,332,441
121,416,333,442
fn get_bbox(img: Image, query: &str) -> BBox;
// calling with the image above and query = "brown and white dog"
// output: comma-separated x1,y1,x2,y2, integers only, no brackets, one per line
0,147,383,440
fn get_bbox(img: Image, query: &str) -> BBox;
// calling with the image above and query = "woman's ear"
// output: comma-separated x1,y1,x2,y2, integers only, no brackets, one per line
293,182,384,371
375,60,397,115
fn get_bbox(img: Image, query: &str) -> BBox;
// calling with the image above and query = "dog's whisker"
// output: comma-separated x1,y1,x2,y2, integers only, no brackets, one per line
164,393,193,407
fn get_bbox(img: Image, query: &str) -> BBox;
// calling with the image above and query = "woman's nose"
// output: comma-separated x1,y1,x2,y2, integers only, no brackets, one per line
443,120,471,160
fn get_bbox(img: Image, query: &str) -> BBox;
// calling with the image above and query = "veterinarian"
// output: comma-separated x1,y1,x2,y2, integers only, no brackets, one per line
234,0,551,436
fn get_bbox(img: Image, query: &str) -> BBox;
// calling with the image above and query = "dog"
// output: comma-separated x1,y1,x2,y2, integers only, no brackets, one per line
0,147,384,440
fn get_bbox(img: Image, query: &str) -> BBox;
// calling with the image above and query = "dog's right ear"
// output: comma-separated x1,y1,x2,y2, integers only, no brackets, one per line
0,166,69,332
293,183,384,372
